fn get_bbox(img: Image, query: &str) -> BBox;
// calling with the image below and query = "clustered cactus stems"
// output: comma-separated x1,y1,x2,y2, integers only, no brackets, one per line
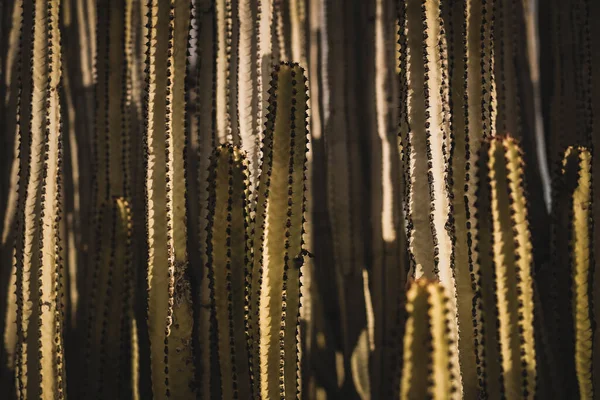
1,0,600,399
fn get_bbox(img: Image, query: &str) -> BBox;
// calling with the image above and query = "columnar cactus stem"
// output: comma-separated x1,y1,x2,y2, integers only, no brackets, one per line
206,144,253,399
545,146,594,398
13,0,66,398
252,61,308,399
476,136,537,399
402,0,461,394
189,1,218,397
238,0,262,180
216,0,239,144
144,0,196,397
566,147,594,400
400,280,459,400
95,197,133,400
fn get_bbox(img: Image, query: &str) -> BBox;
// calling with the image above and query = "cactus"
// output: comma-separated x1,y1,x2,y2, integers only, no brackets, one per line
1,0,600,399
541,145,594,399
12,0,67,398
252,61,308,399
81,197,133,399
474,135,537,399
400,280,459,400
143,0,196,397
205,144,253,398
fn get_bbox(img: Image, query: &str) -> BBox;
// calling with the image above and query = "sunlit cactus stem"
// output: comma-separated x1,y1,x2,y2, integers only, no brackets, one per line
206,144,253,399
400,280,459,400
143,0,196,396
252,61,309,400
546,146,594,399
12,0,67,398
475,135,537,399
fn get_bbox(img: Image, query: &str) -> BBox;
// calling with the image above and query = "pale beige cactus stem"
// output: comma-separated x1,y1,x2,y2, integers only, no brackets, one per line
238,0,262,179
441,0,483,397
144,0,196,397
2,0,24,388
13,0,66,398
404,0,461,394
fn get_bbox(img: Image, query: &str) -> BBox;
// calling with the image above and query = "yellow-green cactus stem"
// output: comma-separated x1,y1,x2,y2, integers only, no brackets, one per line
476,136,537,399
400,280,459,400
143,0,196,397
547,146,593,398
206,144,253,399
566,147,593,400
252,61,308,400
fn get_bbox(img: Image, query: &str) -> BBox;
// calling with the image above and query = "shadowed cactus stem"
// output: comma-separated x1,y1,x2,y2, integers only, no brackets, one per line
206,144,253,399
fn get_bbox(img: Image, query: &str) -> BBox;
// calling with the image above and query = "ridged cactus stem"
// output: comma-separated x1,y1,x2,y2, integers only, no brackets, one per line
403,0,461,393
477,136,536,399
216,0,240,144
400,280,459,400
13,0,66,397
238,0,262,180
253,61,308,400
96,197,133,400
206,144,253,399
566,147,594,400
550,146,594,398
144,0,196,396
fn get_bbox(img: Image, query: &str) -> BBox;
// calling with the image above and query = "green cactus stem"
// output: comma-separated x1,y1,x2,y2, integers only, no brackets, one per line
400,280,459,400
251,61,308,400
206,144,253,399
566,147,594,400
475,135,537,399
545,146,594,398
143,0,196,397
